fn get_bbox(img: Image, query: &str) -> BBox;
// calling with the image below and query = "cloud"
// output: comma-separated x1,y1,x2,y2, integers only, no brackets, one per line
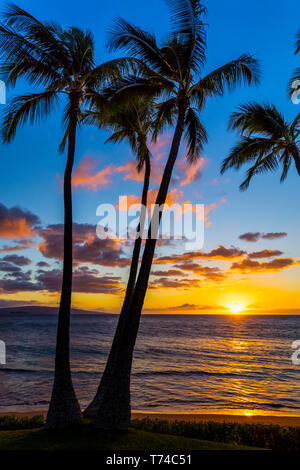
248,249,283,259
155,245,246,264
36,261,50,268
151,269,185,277
36,267,122,294
239,232,287,243
175,157,206,187
118,188,185,210
204,198,226,227
0,271,39,293
72,157,114,190
37,223,130,267
0,264,123,294
262,232,288,240
0,203,40,240
72,147,165,191
0,260,24,274
230,257,299,273
149,134,172,161
2,255,32,266
174,261,226,282
149,276,201,290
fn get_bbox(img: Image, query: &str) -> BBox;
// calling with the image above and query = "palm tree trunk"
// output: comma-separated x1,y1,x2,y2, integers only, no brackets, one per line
84,154,151,419
92,101,188,430
291,145,300,176
46,94,82,429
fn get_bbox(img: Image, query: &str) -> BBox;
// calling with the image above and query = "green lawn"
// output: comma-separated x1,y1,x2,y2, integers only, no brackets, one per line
0,427,259,451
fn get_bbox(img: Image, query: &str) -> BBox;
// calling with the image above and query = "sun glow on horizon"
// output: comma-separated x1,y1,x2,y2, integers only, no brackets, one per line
229,303,244,314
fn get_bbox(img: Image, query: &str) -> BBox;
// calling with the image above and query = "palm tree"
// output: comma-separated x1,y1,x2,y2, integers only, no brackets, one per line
0,4,132,429
83,98,153,418
221,102,300,189
87,0,259,430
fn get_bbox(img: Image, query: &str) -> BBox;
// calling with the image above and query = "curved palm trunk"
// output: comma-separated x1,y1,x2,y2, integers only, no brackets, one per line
93,102,188,430
84,155,151,419
46,95,82,430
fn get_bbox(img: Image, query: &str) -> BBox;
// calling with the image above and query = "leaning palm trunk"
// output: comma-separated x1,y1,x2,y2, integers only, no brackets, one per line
93,101,188,430
290,145,300,175
46,95,82,429
84,154,151,419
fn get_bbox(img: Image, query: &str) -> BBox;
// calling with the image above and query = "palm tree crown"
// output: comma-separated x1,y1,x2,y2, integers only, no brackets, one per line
221,102,300,190
104,0,259,163
0,3,131,144
86,97,153,171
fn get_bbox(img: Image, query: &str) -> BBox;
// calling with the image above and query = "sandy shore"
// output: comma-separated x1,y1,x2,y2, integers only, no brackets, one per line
1,410,300,427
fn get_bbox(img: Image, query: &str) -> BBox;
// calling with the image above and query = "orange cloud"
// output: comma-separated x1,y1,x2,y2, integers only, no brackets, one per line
117,188,184,210
176,156,206,187
72,157,114,190
0,204,39,240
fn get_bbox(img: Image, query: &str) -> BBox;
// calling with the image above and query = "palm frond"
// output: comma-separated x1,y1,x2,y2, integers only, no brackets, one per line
184,107,207,162
1,91,58,142
101,74,174,102
107,17,173,76
165,0,207,72
239,152,279,191
221,137,277,173
192,54,260,100
228,102,286,137
279,150,292,182
152,98,177,140
85,57,140,89
1,4,68,71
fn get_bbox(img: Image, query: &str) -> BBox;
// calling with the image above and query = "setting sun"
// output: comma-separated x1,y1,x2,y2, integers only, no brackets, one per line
230,303,244,314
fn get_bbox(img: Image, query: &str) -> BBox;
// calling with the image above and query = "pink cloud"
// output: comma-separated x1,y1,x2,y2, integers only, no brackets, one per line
176,157,206,187
72,157,114,190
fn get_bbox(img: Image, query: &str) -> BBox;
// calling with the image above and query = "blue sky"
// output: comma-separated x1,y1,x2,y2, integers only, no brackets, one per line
0,0,300,313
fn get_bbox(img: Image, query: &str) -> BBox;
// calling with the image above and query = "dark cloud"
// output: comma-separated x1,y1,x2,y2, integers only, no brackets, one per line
37,224,130,268
0,203,40,240
155,245,246,264
149,277,201,289
151,269,184,277
262,232,287,240
239,232,287,243
248,249,283,259
0,271,38,293
239,232,261,243
0,265,123,294
2,255,32,266
174,261,227,282
231,257,298,273
36,261,50,268
36,268,122,294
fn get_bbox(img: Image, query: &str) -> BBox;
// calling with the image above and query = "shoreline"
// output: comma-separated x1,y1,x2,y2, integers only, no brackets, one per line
1,410,300,427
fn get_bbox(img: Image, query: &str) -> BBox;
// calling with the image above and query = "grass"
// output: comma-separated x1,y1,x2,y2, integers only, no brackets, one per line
131,418,300,451
0,416,259,451
0,415,44,430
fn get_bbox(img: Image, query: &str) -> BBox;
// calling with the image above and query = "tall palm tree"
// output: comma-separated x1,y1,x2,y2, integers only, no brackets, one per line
83,98,153,418
221,102,300,189
0,4,132,429
87,0,259,430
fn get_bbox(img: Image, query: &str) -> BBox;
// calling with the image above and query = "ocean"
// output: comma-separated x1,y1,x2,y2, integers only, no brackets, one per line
0,313,299,416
